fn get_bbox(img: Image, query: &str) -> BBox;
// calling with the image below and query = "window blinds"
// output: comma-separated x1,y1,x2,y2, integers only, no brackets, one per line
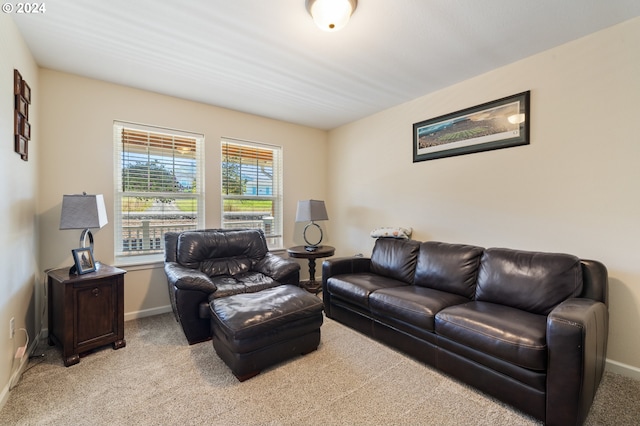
221,139,283,248
114,121,204,258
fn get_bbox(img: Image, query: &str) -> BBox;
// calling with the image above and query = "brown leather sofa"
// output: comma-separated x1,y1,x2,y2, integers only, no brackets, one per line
164,228,300,344
322,238,608,426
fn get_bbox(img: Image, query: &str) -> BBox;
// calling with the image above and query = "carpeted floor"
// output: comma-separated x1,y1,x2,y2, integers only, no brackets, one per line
1,313,639,425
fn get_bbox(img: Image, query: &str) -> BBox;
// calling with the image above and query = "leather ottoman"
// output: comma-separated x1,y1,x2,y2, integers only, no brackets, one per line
210,284,324,381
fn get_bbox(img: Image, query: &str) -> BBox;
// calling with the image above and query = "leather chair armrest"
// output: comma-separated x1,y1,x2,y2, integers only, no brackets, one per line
546,298,608,426
164,262,217,293
254,253,301,285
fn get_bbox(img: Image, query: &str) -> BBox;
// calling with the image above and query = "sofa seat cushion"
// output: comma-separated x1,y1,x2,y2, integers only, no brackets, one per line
435,301,548,371
369,286,469,332
327,273,408,308
210,273,278,299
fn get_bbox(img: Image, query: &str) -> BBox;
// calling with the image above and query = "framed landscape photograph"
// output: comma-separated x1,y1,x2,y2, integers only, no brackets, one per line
413,91,530,162
72,247,96,275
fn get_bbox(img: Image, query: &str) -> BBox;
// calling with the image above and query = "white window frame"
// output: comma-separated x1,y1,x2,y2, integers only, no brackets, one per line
114,121,205,264
221,138,283,250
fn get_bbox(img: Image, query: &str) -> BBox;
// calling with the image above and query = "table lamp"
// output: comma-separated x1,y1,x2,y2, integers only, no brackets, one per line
59,193,108,253
295,199,328,252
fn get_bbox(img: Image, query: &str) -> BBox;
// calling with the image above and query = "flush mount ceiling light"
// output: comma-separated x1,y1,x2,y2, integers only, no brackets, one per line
306,0,357,32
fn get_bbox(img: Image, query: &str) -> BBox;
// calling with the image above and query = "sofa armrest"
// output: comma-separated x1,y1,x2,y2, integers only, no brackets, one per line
254,253,301,285
322,256,372,281
546,298,608,426
321,256,372,317
164,262,217,293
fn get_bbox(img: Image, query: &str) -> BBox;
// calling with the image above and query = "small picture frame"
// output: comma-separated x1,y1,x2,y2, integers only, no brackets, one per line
14,111,21,135
71,247,96,275
15,135,28,160
14,69,22,95
20,119,31,140
16,95,28,117
21,80,31,104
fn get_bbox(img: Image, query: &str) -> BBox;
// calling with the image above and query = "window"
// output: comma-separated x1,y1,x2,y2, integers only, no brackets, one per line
221,139,283,249
114,121,204,262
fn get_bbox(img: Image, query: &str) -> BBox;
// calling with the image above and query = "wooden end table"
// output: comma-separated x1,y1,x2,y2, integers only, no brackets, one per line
47,263,126,366
287,245,335,293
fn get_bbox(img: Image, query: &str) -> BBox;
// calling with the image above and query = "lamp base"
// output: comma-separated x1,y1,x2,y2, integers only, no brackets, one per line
80,228,94,252
303,222,323,249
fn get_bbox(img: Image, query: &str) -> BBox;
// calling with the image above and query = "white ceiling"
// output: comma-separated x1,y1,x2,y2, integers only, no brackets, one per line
11,0,640,130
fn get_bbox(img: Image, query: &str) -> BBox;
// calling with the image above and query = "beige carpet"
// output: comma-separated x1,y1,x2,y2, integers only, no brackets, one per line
1,313,638,425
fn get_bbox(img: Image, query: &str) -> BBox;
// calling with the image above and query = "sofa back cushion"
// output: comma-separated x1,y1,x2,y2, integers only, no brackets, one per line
414,241,484,299
177,229,268,277
370,238,420,284
476,248,583,315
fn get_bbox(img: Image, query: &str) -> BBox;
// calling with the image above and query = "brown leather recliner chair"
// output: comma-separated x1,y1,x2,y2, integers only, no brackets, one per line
164,228,300,344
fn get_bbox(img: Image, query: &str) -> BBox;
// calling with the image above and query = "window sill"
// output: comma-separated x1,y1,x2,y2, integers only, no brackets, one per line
114,254,164,271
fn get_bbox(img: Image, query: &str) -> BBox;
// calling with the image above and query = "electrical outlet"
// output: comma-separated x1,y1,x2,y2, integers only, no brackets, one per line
15,346,26,359
9,317,15,339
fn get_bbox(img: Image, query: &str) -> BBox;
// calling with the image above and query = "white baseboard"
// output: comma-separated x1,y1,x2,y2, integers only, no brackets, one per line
0,330,45,412
606,359,640,380
124,305,172,321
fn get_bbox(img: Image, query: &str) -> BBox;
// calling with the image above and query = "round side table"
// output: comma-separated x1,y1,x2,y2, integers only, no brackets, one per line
287,245,335,293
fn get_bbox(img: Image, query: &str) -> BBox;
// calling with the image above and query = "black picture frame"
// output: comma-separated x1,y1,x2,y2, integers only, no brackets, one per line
413,91,530,162
71,247,96,275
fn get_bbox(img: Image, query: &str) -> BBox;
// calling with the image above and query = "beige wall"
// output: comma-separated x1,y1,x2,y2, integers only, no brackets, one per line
37,70,328,319
0,14,39,407
327,17,640,376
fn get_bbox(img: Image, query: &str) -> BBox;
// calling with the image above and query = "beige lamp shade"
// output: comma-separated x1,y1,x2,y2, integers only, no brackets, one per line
296,200,328,250
60,194,108,230
295,199,328,223
60,193,108,253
